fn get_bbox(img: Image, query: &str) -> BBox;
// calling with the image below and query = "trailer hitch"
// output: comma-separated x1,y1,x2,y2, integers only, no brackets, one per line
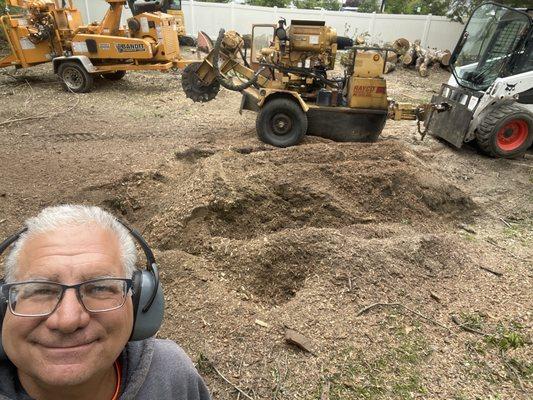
417,102,451,140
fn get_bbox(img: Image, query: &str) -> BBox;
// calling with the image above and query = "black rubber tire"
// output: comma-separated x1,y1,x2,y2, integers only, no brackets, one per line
102,70,126,81
256,98,308,147
336,36,354,50
57,61,94,93
181,62,220,102
179,35,197,47
476,103,533,158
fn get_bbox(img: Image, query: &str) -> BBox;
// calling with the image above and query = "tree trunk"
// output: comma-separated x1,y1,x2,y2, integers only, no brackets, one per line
402,45,417,66
436,49,451,66
392,38,410,56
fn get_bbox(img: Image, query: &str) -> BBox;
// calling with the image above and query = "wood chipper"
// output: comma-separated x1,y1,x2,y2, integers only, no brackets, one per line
0,0,191,92
181,19,419,147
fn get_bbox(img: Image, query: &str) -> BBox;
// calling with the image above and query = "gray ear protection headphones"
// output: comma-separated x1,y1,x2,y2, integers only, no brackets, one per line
0,220,164,361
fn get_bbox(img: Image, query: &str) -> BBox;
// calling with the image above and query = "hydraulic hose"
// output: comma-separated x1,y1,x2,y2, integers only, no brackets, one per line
260,62,345,90
212,29,263,92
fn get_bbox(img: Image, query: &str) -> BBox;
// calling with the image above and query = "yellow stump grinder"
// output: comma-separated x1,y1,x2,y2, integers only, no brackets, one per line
181,18,419,147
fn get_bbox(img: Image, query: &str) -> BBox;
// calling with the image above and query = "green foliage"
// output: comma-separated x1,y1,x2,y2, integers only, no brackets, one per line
344,0,363,7
358,0,530,20
320,0,341,11
485,322,527,352
321,330,431,399
293,0,341,10
358,0,380,12
463,319,532,387
0,0,5,41
246,0,290,7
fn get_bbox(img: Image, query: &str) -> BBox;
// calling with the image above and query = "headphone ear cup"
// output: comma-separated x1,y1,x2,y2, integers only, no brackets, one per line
130,269,164,341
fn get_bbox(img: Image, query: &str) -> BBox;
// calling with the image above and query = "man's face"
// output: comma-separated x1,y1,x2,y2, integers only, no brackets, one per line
2,224,134,387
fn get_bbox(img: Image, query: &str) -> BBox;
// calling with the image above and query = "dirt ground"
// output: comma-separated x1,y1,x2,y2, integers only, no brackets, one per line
0,53,531,399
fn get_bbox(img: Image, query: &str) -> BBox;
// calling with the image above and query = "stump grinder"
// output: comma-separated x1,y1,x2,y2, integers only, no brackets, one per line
0,0,192,92
181,18,421,147
183,5,532,159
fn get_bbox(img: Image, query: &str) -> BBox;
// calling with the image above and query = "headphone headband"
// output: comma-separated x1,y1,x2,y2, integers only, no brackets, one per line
116,221,159,312
0,228,27,255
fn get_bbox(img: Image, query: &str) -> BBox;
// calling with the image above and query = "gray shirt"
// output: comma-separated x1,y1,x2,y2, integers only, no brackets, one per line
0,338,211,400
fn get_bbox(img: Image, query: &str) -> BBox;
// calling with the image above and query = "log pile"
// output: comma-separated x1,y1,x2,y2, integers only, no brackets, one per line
400,39,451,77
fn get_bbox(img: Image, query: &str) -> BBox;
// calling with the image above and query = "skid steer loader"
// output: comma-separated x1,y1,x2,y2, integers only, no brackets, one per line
181,18,418,147
424,2,532,158
0,0,191,92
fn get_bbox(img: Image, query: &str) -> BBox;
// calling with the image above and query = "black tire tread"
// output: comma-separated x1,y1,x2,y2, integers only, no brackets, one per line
476,103,532,158
57,61,94,93
102,70,126,81
256,98,308,147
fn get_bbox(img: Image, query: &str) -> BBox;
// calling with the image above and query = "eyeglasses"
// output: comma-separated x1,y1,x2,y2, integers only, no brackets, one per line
1,278,133,317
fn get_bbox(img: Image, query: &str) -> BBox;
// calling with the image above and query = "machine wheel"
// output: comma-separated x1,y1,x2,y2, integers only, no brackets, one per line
181,62,220,102
102,70,126,81
256,98,308,147
57,61,94,93
476,103,533,158
179,35,197,47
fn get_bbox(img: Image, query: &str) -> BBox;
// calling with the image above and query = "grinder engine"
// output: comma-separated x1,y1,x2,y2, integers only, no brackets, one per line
260,19,337,72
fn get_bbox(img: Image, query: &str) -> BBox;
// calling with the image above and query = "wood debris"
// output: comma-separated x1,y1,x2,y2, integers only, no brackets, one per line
285,329,314,353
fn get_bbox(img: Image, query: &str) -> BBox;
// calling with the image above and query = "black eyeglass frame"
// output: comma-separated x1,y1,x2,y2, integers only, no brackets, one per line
1,278,134,317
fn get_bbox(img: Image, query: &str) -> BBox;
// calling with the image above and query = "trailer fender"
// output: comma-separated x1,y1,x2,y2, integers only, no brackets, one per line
52,56,97,74
258,89,310,113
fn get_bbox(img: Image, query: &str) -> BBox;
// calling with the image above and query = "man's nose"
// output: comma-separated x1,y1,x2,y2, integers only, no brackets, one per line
44,288,91,333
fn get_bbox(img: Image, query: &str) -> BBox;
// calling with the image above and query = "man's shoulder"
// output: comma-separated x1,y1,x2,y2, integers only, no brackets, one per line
150,339,198,375
126,338,211,400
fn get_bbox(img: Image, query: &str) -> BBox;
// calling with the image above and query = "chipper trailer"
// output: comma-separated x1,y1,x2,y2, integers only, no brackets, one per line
181,18,422,148
0,0,191,92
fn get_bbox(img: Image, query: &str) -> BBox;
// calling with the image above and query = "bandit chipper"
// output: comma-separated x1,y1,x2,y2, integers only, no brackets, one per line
181,19,419,147
0,0,191,92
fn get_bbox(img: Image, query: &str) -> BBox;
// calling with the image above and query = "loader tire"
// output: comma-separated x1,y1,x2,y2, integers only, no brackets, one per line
256,98,307,148
58,61,93,93
181,62,220,102
476,103,533,158
102,70,126,81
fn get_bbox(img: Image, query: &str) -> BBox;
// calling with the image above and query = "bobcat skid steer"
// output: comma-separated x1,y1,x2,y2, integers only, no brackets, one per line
425,2,532,158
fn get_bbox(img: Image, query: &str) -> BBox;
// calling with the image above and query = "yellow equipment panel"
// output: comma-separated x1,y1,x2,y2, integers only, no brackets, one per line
70,34,154,59
348,77,388,110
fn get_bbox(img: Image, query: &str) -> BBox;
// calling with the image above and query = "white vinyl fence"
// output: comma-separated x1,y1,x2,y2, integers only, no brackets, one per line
73,0,465,50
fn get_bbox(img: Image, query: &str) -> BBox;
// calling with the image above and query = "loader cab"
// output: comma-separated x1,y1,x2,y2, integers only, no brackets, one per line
450,2,532,92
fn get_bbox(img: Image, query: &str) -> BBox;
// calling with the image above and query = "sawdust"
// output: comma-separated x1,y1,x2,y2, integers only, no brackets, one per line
0,62,531,399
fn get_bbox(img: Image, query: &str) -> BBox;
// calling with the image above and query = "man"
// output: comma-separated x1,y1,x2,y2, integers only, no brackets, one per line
0,205,211,400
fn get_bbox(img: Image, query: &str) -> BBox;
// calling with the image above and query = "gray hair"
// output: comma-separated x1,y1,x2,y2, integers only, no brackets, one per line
4,205,137,283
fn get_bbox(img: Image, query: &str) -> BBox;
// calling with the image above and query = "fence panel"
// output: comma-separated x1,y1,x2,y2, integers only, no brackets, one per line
73,0,464,50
